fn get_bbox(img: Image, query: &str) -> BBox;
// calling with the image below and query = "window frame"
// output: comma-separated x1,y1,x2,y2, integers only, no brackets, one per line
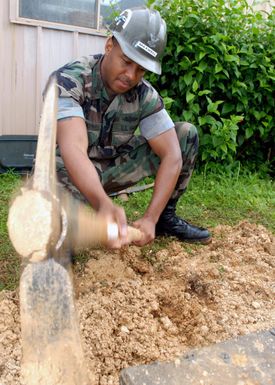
9,0,107,36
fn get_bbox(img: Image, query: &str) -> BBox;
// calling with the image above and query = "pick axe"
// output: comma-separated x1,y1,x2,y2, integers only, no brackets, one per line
7,80,142,385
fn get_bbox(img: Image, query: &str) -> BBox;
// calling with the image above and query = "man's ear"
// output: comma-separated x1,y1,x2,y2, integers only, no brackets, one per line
105,36,114,55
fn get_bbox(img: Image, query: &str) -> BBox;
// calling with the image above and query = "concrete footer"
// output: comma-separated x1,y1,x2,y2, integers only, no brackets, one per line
120,329,275,385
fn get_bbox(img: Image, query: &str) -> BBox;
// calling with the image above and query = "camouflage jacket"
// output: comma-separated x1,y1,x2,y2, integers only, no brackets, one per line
54,54,164,159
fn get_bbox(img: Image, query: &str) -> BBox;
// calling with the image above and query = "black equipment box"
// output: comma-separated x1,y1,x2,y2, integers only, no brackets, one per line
0,135,38,174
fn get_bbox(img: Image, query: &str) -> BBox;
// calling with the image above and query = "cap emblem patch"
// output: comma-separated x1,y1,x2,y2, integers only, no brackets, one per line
135,41,157,57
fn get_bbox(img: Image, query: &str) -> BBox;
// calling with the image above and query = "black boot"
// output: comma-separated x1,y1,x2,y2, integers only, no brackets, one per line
155,199,211,244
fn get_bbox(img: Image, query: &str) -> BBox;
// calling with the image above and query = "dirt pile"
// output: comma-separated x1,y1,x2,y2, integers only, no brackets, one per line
0,221,274,385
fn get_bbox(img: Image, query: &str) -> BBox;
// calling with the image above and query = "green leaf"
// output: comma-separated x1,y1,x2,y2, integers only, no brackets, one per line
236,81,247,89
160,89,168,98
179,57,191,70
192,80,199,92
192,103,200,114
253,110,265,120
163,96,174,109
176,45,185,54
215,63,223,73
182,110,193,121
212,136,224,147
186,91,196,103
198,90,212,96
224,55,239,63
200,133,212,145
220,144,228,153
202,151,208,161
223,69,230,78
207,100,223,114
179,76,186,92
245,127,254,139
195,61,208,73
222,103,235,114
198,51,207,61
183,72,193,86
199,115,217,125
258,125,265,136
236,103,244,112
227,142,237,152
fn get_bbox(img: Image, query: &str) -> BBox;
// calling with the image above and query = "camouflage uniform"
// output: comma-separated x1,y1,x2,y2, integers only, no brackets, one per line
54,55,198,203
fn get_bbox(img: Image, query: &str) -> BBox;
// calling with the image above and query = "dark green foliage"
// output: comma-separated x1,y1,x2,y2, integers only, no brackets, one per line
147,0,274,173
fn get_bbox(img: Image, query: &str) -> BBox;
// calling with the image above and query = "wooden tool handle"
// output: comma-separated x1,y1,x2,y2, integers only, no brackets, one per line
8,186,144,261
105,223,143,243
127,225,143,243
69,206,143,249
105,223,143,245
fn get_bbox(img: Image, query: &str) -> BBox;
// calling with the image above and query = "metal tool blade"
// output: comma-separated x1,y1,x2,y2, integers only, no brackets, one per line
18,79,89,385
20,259,88,385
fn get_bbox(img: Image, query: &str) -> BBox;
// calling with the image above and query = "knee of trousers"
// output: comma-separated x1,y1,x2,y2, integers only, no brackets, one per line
174,122,199,154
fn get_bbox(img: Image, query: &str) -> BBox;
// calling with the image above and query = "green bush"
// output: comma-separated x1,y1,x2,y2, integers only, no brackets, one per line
147,0,274,173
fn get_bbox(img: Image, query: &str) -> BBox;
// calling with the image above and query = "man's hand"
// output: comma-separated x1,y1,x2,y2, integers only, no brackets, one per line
97,198,129,248
132,216,155,246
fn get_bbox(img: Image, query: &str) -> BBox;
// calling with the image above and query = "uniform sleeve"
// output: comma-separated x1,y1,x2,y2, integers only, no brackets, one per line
140,109,174,140
57,97,85,121
139,79,164,120
139,80,174,139
53,57,92,104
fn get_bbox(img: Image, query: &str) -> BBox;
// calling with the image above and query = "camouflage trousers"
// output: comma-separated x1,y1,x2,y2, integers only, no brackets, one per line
57,122,198,203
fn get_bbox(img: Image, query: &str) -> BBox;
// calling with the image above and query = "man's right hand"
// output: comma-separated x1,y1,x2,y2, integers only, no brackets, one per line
97,198,129,248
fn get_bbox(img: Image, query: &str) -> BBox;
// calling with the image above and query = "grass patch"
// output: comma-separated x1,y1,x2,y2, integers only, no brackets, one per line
116,170,275,231
177,170,275,230
0,172,21,290
0,168,274,291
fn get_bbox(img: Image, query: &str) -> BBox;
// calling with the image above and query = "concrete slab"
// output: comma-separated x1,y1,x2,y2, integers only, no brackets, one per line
120,329,275,385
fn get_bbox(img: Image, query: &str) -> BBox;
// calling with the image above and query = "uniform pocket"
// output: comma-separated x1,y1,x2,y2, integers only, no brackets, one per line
86,122,101,146
111,120,139,147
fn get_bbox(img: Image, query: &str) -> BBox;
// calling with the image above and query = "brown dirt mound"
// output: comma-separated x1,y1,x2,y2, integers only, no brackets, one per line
0,221,274,385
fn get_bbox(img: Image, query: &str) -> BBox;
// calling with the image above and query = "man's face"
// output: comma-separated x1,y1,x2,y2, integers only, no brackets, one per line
101,37,146,95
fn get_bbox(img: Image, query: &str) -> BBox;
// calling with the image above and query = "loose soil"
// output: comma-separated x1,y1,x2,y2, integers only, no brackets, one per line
0,221,274,385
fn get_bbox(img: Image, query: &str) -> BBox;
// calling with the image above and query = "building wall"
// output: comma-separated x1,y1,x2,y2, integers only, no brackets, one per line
247,0,274,13
0,0,106,136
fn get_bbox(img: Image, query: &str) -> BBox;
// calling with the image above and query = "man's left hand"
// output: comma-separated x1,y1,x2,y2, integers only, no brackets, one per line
132,216,156,246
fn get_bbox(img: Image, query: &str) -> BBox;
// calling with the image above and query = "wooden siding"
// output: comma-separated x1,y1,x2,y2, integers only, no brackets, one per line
0,0,106,135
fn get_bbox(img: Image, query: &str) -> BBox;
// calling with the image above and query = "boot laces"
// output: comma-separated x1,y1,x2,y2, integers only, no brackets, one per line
166,214,189,228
